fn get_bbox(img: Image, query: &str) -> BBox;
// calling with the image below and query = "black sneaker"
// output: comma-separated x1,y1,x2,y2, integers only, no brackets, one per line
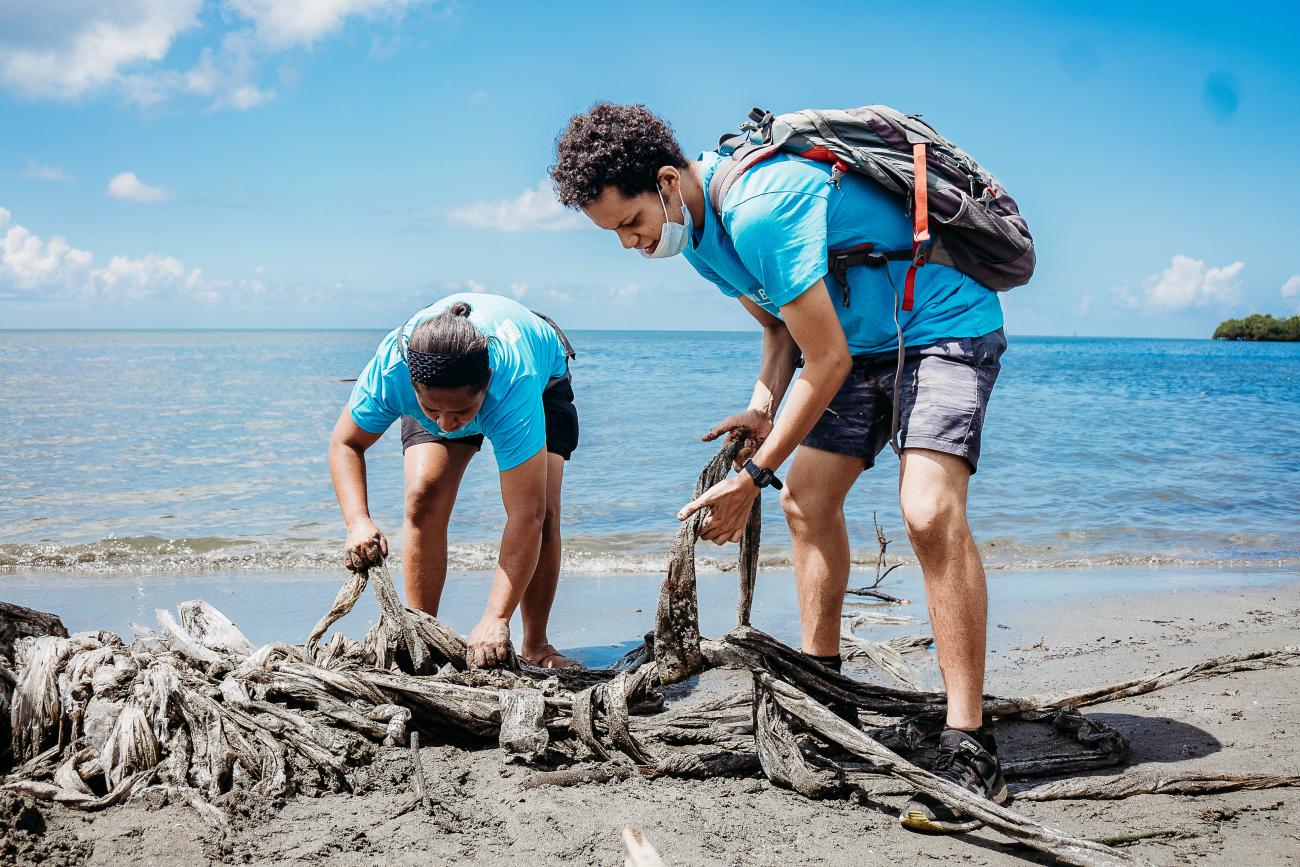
899,728,1008,833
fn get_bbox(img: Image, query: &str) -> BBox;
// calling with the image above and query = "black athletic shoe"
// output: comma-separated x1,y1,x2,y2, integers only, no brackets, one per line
899,727,1008,833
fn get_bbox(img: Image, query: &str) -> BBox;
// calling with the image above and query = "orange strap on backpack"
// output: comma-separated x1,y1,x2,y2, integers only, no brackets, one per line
904,142,930,312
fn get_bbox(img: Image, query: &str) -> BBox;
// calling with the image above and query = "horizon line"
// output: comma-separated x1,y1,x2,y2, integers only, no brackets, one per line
0,327,1227,340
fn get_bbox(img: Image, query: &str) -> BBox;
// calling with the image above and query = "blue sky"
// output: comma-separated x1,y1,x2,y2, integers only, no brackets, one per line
1,0,1298,335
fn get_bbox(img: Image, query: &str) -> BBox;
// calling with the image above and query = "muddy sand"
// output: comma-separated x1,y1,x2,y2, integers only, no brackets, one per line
4,575,1299,866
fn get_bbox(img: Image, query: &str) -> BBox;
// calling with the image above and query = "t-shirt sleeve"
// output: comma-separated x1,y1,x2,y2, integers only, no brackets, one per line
691,256,743,299
485,377,547,472
348,353,401,435
725,191,829,308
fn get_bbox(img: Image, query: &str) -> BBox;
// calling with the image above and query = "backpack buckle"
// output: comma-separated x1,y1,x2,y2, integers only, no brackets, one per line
829,253,851,307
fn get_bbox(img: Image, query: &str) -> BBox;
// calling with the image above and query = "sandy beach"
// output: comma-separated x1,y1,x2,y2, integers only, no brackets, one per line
3,568,1297,866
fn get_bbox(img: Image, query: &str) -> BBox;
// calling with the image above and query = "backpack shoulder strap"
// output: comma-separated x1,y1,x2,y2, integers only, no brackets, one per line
706,142,783,223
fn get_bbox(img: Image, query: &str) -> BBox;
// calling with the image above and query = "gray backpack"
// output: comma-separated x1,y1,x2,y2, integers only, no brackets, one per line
709,106,1035,311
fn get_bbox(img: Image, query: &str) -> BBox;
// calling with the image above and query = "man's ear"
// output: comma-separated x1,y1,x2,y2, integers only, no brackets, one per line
656,165,680,193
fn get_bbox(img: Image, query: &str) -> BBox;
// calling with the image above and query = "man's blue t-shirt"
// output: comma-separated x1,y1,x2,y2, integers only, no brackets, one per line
348,293,568,471
684,151,1003,355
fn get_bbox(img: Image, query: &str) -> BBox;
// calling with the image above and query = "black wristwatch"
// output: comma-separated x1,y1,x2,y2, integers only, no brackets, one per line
743,459,783,490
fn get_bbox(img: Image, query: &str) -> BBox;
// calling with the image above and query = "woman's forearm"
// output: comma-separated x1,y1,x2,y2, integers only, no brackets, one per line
481,511,545,620
329,440,373,528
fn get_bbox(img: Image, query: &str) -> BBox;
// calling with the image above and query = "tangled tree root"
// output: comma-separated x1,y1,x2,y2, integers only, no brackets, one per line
2,443,1298,866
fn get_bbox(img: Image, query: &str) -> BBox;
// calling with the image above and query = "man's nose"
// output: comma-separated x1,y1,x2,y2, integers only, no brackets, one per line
619,230,638,250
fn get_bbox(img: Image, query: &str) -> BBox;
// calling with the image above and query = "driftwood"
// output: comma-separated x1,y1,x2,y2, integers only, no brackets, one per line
522,763,634,789
1015,771,1300,802
0,603,70,772
755,671,1150,867
0,602,69,661
844,512,908,604
654,442,740,683
408,732,433,814
2,442,1298,866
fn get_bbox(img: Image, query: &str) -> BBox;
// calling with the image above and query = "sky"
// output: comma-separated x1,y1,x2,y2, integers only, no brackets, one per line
1,0,1298,336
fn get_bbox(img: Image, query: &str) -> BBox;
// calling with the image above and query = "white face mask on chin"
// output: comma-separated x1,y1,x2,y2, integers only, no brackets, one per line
640,183,692,259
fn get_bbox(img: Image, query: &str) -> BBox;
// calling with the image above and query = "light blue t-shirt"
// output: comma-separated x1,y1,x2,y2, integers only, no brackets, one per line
348,293,568,471
684,151,1003,355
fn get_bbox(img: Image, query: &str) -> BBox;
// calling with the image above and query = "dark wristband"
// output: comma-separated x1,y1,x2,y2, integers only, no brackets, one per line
743,458,783,490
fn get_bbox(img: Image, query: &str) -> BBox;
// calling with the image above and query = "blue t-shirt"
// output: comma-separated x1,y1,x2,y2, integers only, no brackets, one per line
684,151,1003,355
348,293,569,471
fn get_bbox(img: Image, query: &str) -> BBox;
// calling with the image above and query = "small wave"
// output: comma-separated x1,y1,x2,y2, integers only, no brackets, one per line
1,535,1297,576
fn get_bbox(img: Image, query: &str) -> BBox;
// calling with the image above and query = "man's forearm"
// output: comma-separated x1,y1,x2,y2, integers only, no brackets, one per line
747,324,800,418
481,513,545,620
752,354,850,471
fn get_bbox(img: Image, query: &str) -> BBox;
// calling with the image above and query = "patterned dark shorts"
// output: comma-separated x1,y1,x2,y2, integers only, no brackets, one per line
802,328,1007,473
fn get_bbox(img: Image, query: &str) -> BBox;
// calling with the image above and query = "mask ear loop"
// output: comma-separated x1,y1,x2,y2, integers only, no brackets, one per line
656,173,689,224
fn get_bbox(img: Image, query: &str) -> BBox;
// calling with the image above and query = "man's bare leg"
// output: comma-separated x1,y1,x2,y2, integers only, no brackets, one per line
401,440,476,615
898,448,985,730
780,446,868,656
519,453,572,666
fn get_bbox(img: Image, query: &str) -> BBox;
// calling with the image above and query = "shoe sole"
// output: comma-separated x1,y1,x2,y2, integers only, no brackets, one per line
899,782,1009,834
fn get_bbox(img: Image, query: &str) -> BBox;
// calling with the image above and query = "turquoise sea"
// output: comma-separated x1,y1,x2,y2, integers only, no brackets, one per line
2,329,1298,573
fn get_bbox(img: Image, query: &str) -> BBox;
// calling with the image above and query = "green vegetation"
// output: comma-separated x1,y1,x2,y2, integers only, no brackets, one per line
1212,313,1300,341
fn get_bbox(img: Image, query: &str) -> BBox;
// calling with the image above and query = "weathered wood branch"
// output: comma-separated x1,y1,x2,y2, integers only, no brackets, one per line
1015,771,1300,802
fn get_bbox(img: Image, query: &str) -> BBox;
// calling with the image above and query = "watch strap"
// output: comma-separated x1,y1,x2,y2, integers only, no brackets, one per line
743,458,783,491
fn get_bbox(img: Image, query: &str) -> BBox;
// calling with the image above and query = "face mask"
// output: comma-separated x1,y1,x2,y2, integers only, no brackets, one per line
640,182,692,259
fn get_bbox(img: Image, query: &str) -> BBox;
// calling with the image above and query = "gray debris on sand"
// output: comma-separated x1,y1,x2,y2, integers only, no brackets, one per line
2,444,1298,867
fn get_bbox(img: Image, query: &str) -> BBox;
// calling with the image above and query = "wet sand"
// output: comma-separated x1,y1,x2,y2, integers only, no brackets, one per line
3,568,1299,865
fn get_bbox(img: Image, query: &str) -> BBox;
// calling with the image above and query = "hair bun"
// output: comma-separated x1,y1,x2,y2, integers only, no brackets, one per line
449,302,473,317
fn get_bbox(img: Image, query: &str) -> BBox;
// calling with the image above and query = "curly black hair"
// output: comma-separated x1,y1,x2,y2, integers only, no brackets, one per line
550,103,689,209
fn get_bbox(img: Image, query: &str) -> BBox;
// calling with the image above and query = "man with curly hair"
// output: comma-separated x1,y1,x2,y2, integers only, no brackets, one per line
551,102,1009,833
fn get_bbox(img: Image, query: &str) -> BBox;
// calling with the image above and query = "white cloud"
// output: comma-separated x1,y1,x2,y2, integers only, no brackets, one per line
92,253,191,301
1123,255,1245,311
107,171,170,202
1,220,94,295
0,1,203,100
0,0,438,111
0,205,214,303
509,281,528,299
1282,275,1300,313
17,160,74,182
545,288,574,304
447,180,588,232
608,281,639,304
465,278,488,293
122,32,274,111
1106,283,1140,311
229,0,428,49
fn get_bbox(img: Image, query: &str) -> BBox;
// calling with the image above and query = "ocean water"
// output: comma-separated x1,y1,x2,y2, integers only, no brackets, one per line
1,330,1298,577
